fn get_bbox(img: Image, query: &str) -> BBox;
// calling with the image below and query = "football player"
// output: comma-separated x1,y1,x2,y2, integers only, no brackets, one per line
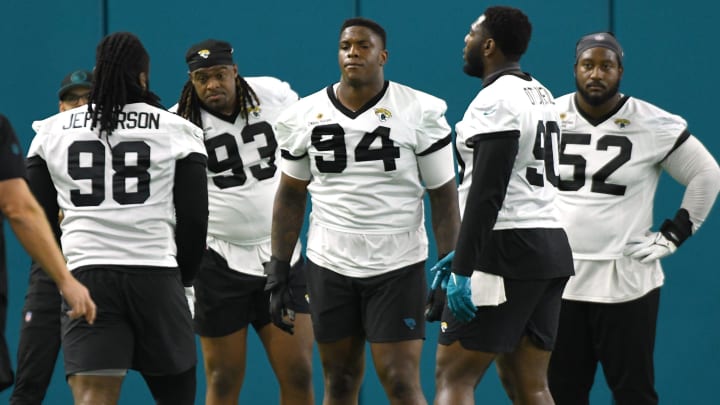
27,32,208,404
433,7,574,404
548,32,720,405
174,39,314,405
270,17,460,405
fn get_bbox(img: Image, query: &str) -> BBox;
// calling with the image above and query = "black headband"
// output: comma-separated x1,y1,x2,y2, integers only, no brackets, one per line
185,39,234,72
575,32,624,64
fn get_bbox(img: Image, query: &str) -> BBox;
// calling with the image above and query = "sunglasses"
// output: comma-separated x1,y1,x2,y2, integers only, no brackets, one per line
61,91,91,104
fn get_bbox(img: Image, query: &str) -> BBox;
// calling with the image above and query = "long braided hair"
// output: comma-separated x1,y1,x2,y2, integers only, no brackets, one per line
88,32,163,136
175,72,259,129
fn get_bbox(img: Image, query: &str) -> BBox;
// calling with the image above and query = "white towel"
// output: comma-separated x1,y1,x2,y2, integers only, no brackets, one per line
470,270,507,306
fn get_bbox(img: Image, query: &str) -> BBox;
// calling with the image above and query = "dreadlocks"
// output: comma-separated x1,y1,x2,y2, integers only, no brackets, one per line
175,74,260,129
88,32,163,136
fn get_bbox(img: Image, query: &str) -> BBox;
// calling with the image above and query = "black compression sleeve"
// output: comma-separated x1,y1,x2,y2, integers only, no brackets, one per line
452,132,519,276
26,156,61,241
174,153,208,286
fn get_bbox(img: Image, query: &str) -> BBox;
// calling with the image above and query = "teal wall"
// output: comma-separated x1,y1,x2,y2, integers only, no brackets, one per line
1,0,718,403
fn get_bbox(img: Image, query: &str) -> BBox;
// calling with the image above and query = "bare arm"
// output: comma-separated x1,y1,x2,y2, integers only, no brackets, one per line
271,173,310,262
0,177,96,323
427,179,461,257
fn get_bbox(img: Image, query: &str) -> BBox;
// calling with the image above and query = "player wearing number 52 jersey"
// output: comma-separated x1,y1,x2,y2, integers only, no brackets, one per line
26,32,208,404
271,18,460,404
548,33,720,405
174,39,314,405
433,8,574,404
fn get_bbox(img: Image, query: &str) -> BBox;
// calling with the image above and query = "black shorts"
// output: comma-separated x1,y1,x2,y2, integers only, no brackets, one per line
193,248,309,337
61,266,196,376
438,276,569,352
306,260,426,343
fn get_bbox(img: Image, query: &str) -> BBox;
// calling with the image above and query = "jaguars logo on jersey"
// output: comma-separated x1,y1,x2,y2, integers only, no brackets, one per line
374,107,392,122
614,118,631,128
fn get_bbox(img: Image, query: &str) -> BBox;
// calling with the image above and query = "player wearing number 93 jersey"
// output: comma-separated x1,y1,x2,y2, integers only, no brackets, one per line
174,39,316,404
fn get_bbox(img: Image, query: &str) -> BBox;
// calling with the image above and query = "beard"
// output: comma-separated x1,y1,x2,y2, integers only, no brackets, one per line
576,78,621,107
463,49,484,78
463,61,484,78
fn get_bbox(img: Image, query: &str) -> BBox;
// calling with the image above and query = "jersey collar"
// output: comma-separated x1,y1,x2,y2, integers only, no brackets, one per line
327,80,390,119
573,94,630,127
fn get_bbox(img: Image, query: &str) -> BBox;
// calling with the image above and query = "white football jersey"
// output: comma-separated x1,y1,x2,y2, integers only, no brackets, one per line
201,76,298,246
555,94,688,259
455,74,563,228
28,103,206,270
276,81,454,276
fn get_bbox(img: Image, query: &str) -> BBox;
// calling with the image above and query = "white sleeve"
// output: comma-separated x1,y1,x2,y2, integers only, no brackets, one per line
418,144,455,189
415,93,451,153
661,135,720,232
279,155,311,181
275,105,312,181
413,93,455,189
27,119,50,159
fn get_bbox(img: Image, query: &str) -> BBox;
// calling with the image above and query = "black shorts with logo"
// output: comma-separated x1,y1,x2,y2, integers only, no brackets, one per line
306,260,426,343
438,276,569,352
193,248,309,337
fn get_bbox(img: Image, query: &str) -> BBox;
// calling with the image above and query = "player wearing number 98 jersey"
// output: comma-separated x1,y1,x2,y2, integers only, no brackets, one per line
26,32,208,404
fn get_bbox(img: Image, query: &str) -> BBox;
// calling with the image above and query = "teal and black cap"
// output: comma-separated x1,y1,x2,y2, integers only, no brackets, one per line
58,69,93,100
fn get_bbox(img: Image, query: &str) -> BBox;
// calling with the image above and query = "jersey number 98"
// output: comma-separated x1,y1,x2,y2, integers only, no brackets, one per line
67,140,151,206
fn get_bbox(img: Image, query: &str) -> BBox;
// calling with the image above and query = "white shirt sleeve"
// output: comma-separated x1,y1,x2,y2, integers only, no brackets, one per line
662,135,720,232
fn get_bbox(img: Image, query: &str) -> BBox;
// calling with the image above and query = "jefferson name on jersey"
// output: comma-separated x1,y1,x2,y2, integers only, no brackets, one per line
61,110,160,131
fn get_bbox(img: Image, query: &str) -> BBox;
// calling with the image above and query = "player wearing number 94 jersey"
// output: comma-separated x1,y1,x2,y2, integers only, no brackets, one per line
272,17,460,405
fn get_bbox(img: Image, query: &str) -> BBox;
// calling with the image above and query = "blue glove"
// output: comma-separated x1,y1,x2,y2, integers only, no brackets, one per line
446,273,476,322
430,251,454,290
425,251,454,322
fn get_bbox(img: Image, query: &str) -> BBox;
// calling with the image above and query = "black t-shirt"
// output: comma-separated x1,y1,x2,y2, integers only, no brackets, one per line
0,113,26,389
0,114,25,181
0,114,27,270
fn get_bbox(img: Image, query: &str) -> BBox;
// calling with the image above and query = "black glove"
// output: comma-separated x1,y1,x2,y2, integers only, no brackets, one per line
425,287,446,322
263,257,295,335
